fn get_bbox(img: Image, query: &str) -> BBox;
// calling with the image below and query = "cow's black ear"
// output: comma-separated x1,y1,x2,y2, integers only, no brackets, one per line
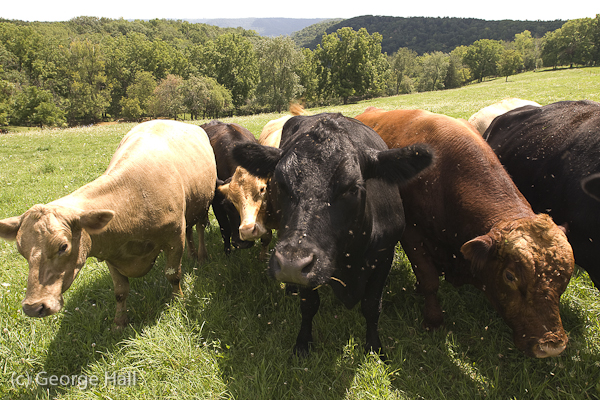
368,144,433,185
232,142,282,178
581,173,600,202
461,234,495,273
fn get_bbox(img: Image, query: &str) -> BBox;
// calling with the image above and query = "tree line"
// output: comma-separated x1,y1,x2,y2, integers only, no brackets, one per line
0,15,599,128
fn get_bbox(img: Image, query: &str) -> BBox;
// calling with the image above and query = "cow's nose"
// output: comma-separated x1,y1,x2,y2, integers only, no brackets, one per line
239,222,265,241
22,303,47,318
272,249,315,286
533,332,568,358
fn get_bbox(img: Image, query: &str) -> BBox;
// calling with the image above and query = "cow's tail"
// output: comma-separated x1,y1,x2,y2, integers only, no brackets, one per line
290,103,310,116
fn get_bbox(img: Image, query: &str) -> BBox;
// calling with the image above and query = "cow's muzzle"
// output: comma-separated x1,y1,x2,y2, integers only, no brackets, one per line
271,249,315,286
22,297,63,318
531,331,568,358
239,222,267,241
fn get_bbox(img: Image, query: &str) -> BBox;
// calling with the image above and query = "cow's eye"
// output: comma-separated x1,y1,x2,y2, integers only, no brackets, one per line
58,243,69,255
505,271,516,282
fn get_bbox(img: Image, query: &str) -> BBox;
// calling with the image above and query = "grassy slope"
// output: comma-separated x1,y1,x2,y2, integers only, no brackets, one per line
1,67,599,400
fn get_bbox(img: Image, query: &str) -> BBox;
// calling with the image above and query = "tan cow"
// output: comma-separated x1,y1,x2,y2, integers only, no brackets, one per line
258,103,308,147
468,98,541,135
0,120,216,327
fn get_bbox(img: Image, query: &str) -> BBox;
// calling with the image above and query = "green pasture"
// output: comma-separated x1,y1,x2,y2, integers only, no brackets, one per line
1,67,599,399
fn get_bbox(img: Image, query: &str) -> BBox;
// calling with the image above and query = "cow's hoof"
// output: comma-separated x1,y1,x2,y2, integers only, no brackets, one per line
113,315,129,329
292,343,310,358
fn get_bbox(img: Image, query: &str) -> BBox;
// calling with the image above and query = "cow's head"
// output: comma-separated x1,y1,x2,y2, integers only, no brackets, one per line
0,205,114,318
233,113,432,287
218,166,272,241
461,213,574,358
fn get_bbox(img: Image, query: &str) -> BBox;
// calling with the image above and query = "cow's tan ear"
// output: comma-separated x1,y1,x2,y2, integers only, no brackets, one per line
80,210,115,234
0,215,23,241
218,182,230,197
461,234,495,273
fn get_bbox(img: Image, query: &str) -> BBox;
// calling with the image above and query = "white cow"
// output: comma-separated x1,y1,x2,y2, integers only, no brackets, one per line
468,98,541,135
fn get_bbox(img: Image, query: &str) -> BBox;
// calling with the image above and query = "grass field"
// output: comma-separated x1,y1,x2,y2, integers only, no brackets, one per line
1,67,599,400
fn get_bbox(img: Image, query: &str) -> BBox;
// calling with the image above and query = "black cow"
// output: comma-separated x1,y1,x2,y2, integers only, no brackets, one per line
484,100,600,289
201,121,256,255
232,113,432,356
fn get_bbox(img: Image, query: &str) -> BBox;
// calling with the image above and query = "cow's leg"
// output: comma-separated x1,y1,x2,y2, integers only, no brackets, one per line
259,230,273,260
362,251,394,357
293,287,320,357
401,235,444,330
211,197,232,255
185,225,198,261
107,262,130,328
195,211,209,264
166,229,185,297
186,212,209,264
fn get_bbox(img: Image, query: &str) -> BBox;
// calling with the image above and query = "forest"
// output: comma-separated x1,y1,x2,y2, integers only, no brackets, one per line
306,16,566,54
0,15,599,128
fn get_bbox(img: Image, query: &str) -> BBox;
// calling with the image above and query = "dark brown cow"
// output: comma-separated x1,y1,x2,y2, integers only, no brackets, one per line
201,120,263,255
355,107,574,358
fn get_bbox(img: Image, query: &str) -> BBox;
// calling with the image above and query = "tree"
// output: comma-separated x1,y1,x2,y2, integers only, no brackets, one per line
254,36,303,113
498,49,523,81
12,86,65,127
0,79,15,126
315,27,386,104
542,18,596,68
296,48,319,105
417,51,448,92
463,39,504,82
62,39,111,124
120,70,156,120
514,30,538,71
180,75,232,119
390,47,417,95
203,33,258,109
149,74,183,119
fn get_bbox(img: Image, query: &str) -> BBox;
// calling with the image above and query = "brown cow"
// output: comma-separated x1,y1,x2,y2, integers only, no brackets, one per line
355,108,574,358
0,120,217,327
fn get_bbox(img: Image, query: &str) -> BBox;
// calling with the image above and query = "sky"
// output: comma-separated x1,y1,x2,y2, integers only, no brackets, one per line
0,0,597,22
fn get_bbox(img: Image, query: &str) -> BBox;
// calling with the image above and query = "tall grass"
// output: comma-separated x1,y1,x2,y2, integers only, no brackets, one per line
1,67,599,399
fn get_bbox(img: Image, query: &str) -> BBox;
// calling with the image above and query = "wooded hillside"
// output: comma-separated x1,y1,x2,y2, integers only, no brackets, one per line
304,16,565,54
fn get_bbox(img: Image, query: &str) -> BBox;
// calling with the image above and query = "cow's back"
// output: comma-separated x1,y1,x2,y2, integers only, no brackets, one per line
110,120,215,224
356,108,529,240
468,98,541,135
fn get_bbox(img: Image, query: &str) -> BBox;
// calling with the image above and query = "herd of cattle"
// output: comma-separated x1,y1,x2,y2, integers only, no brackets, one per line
0,99,599,360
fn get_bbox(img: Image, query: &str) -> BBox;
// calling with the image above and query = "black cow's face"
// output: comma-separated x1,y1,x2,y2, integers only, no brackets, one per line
270,137,368,287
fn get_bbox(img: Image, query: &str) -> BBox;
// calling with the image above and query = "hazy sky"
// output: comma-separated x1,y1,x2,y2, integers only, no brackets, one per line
1,1,597,22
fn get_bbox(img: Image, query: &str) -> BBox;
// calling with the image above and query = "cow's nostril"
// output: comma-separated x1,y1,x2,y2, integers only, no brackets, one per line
300,255,315,275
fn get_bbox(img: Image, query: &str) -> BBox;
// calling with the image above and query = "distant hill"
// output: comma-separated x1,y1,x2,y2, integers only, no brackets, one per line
189,18,329,37
305,16,565,54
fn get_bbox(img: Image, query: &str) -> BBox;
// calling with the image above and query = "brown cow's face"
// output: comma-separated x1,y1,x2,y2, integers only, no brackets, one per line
219,166,270,241
462,214,574,358
0,205,113,318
